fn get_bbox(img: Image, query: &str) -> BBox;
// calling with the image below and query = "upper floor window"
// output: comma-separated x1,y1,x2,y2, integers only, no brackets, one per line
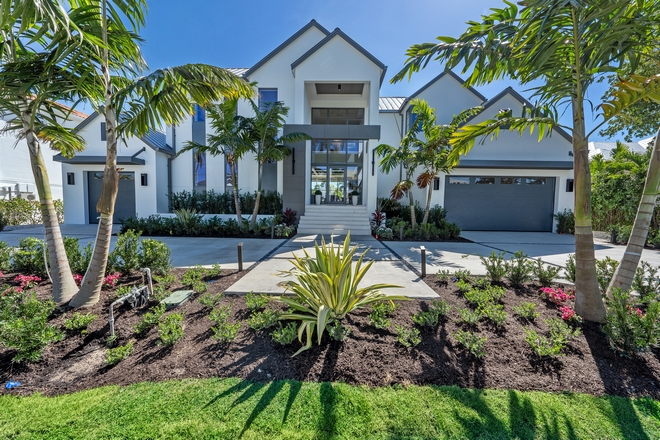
258,88,278,112
407,106,421,132
100,122,106,141
193,104,205,122
312,108,364,125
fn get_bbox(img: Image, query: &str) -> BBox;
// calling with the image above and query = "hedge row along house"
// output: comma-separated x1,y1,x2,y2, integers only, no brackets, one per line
58,20,574,233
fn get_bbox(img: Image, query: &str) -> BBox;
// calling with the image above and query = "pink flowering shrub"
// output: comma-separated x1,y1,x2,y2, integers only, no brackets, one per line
14,274,42,290
540,287,582,323
559,305,582,323
73,274,83,286
102,272,121,289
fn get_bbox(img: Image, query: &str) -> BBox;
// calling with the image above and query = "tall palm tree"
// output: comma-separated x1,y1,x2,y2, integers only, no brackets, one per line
177,99,254,229
392,0,660,322
68,0,252,308
244,100,310,232
410,99,482,224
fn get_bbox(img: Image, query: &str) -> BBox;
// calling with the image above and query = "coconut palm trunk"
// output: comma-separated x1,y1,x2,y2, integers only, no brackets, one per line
572,93,606,323
250,160,264,232
230,158,243,229
406,168,417,228
607,128,660,296
21,106,78,303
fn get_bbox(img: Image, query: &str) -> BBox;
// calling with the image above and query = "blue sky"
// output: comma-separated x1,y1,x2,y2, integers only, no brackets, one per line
135,0,620,142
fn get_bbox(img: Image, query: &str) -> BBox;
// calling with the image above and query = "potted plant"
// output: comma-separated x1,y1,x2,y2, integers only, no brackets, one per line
314,189,322,205
350,190,359,206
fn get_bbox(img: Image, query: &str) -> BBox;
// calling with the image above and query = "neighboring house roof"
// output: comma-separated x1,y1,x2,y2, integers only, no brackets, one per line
400,71,487,111
226,68,249,77
53,154,146,165
463,86,573,143
52,102,88,119
379,97,406,112
73,111,173,156
291,28,388,86
588,141,647,159
244,20,330,78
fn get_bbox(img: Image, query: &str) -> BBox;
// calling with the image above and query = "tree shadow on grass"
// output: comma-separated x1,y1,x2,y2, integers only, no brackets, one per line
444,387,509,437
508,390,537,440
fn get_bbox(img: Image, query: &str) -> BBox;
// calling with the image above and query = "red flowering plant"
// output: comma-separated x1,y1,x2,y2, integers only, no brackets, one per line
102,272,121,289
14,274,42,290
73,274,83,285
540,287,582,322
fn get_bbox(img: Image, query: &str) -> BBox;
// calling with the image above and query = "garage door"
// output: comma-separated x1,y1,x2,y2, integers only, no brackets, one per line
444,176,555,231
87,171,136,224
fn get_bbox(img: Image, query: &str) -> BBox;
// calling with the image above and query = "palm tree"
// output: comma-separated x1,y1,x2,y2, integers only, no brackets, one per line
68,0,252,308
392,0,660,322
410,99,482,224
177,99,254,229
244,100,310,232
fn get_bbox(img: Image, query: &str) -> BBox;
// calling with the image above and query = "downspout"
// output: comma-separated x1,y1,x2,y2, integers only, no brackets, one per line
167,127,176,212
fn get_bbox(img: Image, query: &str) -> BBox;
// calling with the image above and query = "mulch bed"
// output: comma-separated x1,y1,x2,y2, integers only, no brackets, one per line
0,269,659,399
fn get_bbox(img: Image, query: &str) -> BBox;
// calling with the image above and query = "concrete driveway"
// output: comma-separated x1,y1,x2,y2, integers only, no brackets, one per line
385,231,660,277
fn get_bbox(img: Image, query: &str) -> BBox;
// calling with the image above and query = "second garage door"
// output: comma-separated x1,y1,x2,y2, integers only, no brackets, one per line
444,176,555,231
88,171,136,224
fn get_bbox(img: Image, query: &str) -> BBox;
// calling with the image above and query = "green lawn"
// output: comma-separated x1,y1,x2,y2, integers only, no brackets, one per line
0,378,658,439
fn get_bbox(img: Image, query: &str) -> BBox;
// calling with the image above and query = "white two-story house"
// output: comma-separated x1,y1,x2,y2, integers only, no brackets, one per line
60,19,574,233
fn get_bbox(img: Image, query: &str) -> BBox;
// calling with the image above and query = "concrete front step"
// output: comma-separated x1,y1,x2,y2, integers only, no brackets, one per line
298,205,371,235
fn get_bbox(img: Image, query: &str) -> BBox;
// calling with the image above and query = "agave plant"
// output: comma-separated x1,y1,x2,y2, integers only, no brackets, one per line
276,233,405,356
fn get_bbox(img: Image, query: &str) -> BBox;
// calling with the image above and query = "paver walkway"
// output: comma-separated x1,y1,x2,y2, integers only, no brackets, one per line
225,234,438,298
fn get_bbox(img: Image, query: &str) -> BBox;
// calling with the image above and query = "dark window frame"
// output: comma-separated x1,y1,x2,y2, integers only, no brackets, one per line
311,107,365,125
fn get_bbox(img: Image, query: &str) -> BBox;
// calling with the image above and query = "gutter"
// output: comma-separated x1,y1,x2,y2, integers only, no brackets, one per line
167,127,176,212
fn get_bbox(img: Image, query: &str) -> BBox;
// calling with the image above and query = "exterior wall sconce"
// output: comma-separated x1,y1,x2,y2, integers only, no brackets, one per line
566,179,574,192
141,173,148,186
66,172,75,185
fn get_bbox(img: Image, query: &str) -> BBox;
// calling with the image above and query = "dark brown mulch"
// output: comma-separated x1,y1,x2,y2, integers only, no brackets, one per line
0,270,659,399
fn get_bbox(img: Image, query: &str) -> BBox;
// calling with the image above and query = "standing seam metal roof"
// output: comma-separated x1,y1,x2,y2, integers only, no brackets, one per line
379,97,406,112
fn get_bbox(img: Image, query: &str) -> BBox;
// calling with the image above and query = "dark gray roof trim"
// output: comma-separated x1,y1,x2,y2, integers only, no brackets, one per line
463,86,573,143
291,28,388,86
53,154,145,165
401,71,487,111
456,160,573,170
244,20,330,78
72,111,173,156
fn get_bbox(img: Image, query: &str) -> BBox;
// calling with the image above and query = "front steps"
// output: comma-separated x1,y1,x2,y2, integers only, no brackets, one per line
297,205,372,235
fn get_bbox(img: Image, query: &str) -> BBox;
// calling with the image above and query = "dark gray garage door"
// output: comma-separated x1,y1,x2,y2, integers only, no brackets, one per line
88,171,136,224
444,176,555,231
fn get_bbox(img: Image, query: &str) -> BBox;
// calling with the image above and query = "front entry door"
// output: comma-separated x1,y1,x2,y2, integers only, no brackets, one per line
328,166,346,203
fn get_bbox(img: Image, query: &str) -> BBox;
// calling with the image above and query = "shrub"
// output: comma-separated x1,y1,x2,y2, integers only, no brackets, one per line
139,239,172,275
596,257,619,293
277,233,405,355
0,290,62,362
64,312,97,333
102,273,120,289
247,308,281,331
153,272,177,289
436,270,451,284
369,300,398,329
199,293,224,309
564,254,576,283
12,237,46,276
0,198,42,225
327,321,351,341
458,308,481,326
106,341,134,366
271,322,298,345
513,302,540,321
613,224,633,244
454,330,487,358
453,269,471,282
554,209,575,234
0,211,6,232
632,261,660,301
63,237,92,275
0,241,12,272
212,321,241,343
478,303,507,327
281,208,297,227
158,313,184,346
539,287,575,305
109,230,141,274
456,279,472,294
208,305,232,326
395,325,421,348
506,250,533,287
114,285,134,299
524,328,562,357
602,288,660,356
532,259,561,287
245,292,270,311
134,304,166,335
412,300,450,327
480,251,507,284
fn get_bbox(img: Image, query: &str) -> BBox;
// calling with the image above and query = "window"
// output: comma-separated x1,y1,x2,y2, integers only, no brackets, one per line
66,172,75,185
501,177,521,185
449,177,470,185
475,177,495,185
526,178,546,185
193,104,205,122
407,106,421,132
193,152,206,191
311,108,364,125
258,88,278,111
100,122,106,141
433,178,440,191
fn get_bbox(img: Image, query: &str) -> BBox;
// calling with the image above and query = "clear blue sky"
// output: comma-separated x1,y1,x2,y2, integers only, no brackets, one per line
134,0,620,142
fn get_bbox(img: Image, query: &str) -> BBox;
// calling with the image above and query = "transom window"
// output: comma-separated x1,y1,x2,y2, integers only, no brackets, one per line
312,108,364,125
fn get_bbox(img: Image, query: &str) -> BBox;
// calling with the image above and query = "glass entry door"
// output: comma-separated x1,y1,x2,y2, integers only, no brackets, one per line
310,140,363,205
328,167,346,203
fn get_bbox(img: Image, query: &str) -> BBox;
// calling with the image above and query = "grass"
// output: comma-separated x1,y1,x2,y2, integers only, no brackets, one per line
0,378,658,439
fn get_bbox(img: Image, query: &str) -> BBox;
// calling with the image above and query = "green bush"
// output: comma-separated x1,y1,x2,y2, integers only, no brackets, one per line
480,251,507,284
106,341,134,366
412,300,450,327
0,198,41,225
327,321,351,341
395,325,421,347
158,313,184,346
532,259,561,287
12,237,46,276
199,293,224,309
554,209,575,234
506,250,533,287
134,304,166,336
245,292,270,311
513,302,540,321
456,279,472,294
564,254,576,283
168,189,282,215
109,230,141,275
524,318,581,357
436,270,451,284
271,322,298,345
208,305,232,326
0,290,62,362
454,330,487,358
63,312,97,333
478,303,507,327
369,301,398,329
602,288,660,356
0,241,13,272
632,261,660,301
0,211,6,232
247,308,281,331
139,239,172,275
596,257,619,293
212,321,240,343
464,285,506,308
277,234,405,355
63,237,92,275
458,308,481,326
612,224,633,245
453,269,471,282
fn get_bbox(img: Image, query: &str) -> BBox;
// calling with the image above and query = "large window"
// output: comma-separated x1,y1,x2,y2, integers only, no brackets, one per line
311,140,364,204
406,106,421,132
258,88,278,111
312,108,364,125
192,104,206,191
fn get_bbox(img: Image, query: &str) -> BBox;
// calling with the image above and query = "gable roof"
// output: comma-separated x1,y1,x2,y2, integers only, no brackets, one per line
379,97,406,112
244,20,330,78
291,28,388,85
400,71,487,111
73,111,173,155
463,87,573,143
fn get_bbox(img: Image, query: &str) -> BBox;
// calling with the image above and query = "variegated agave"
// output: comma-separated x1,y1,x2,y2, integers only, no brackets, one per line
276,232,405,356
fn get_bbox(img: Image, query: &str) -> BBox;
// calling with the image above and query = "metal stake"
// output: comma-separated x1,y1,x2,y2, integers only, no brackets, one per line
420,246,426,277
238,242,244,271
